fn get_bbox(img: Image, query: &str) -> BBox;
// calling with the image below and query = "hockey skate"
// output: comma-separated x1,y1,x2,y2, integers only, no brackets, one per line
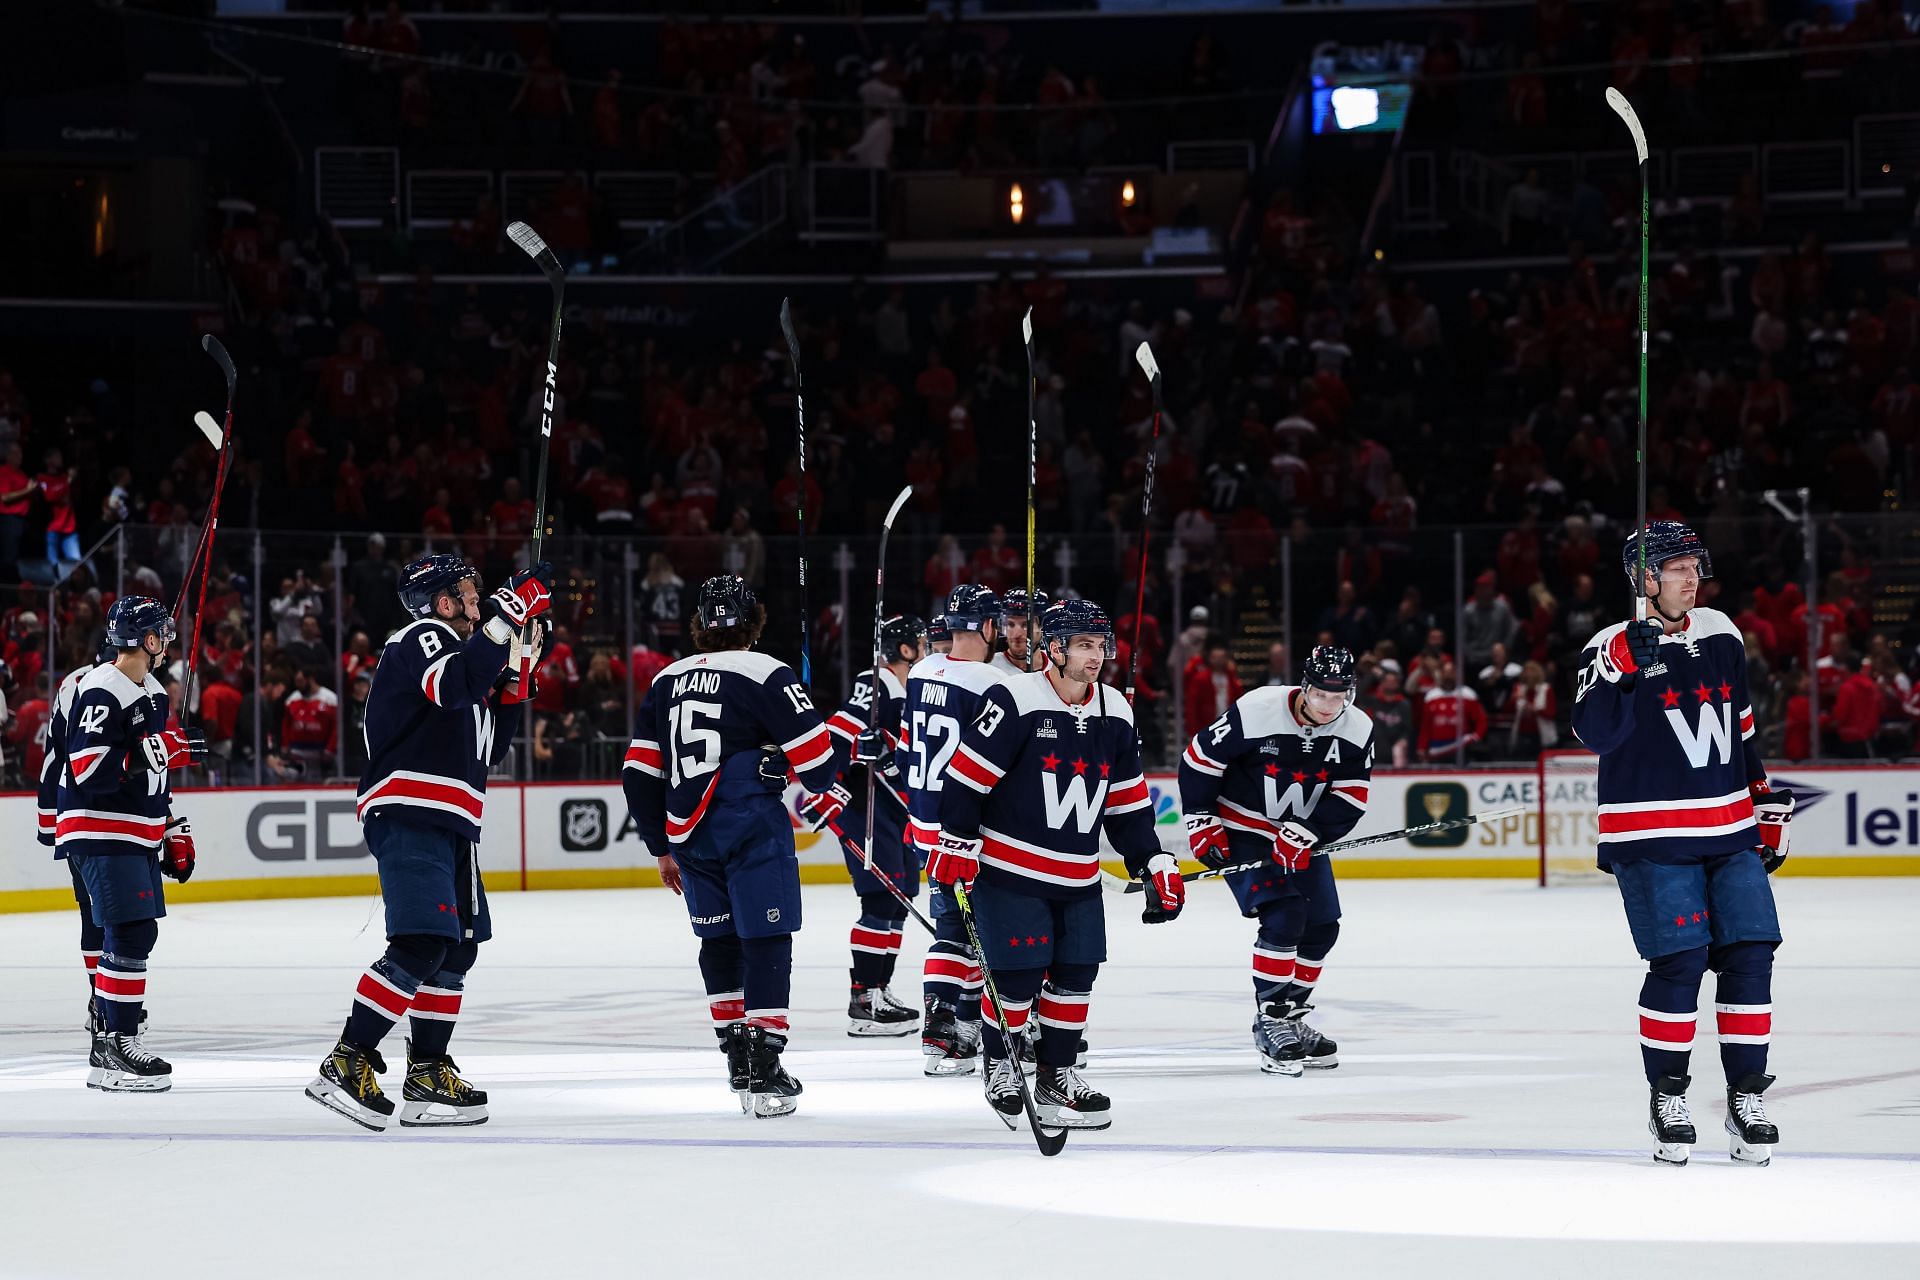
981,1053,1024,1129
1015,1023,1088,1074
722,1024,751,1109
1648,1074,1695,1166
1725,1073,1778,1167
1294,1009,1338,1069
1253,1001,1307,1076
745,1026,802,1118
847,985,919,1038
306,1037,396,1131
922,1000,981,1077
90,1032,170,1093
399,1043,490,1127
1034,1066,1112,1131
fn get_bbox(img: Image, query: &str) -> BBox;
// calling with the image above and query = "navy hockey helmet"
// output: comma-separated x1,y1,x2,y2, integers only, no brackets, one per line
104,596,176,651
998,587,1050,625
1040,597,1118,659
398,553,479,619
697,574,759,629
1622,521,1713,594
943,584,1001,634
1301,644,1357,695
927,614,953,645
879,612,926,661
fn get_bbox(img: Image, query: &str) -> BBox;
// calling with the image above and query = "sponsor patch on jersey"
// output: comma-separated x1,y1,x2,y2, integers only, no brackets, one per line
1643,662,1670,678
1036,718,1058,739
1260,741,1279,754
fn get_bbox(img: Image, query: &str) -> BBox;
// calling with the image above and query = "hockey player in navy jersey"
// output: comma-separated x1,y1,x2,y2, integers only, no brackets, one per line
932,597,1183,1130
798,612,927,1036
1179,645,1373,1075
41,642,126,1036
306,553,552,1131
906,586,1008,1075
57,598,204,1091
1572,522,1791,1166
622,575,838,1117
989,588,1047,678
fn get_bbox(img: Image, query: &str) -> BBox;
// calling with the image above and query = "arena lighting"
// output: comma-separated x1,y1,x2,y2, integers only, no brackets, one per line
1330,86,1380,131
1010,182,1025,225
1121,180,1137,208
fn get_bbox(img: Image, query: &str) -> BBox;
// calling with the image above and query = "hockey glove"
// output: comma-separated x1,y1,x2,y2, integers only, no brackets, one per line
798,783,852,834
1184,811,1232,869
1751,782,1794,873
500,616,551,704
481,559,555,642
136,734,172,774
160,817,196,884
1140,853,1185,924
161,726,207,768
851,727,902,782
1272,820,1317,873
927,830,982,887
755,748,791,791
1603,618,1663,678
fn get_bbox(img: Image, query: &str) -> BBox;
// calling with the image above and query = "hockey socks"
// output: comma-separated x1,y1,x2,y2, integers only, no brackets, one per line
344,936,446,1051
980,968,1043,1060
850,903,906,990
924,938,983,1017
1638,946,1707,1084
1035,966,1095,1069
1712,941,1774,1085
741,934,792,1037
407,942,476,1060
95,921,157,1036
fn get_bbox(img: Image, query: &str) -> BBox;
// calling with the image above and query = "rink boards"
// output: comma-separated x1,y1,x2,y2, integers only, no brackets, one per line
3,764,1916,911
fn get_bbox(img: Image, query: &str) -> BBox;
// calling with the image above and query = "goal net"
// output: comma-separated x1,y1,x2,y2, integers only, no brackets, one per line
1537,749,1607,886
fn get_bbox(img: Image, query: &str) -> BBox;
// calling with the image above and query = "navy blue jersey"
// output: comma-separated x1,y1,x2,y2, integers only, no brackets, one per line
1571,607,1765,868
1180,685,1376,846
623,649,834,853
902,653,1009,860
822,665,910,813
356,618,523,842
56,665,172,858
38,663,94,852
939,670,1159,900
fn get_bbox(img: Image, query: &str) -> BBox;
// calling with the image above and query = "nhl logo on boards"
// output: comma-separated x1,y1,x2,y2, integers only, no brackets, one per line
560,799,609,852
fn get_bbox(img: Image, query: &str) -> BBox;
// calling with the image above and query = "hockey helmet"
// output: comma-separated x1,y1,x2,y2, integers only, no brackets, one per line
879,612,926,661
1301,644,1357,695
998,587,1050,625
399,553,479,619
943,584,1001,634
696,574,759,630
1622,521,1713,594
103,596,176,651
927,614,953,645
1040,597,1118,659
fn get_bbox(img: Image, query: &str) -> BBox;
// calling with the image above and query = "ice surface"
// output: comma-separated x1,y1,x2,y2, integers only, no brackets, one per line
3,879,1916,1279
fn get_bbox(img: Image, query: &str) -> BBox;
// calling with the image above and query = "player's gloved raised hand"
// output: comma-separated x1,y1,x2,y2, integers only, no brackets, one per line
160,727,207,768
483,559,555,638
1184,811,1232,869
1604,617,1663,677
1272,820,1317,873
798,783,852,834
1140,853,1185,924
851,727,901,782
1751,781,1794,873
500,616,552,704
927,829,982,886
160,817,196,883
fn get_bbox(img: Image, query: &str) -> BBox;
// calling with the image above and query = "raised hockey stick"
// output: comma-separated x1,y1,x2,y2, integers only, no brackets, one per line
1126,342,1163,704
506,219,566,684
953,880,1068,1157
174,335,239,731
1117,805,1528,892
1606,87,1651,622
778,299,815,687
1022,307,1038,672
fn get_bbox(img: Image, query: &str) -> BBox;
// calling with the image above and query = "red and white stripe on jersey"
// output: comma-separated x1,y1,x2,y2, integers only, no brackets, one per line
38,806,56,836
420,652,455,706
981,990,1031,1033
1638,1006,1697,1049
979,825,1099,888
93,964,146,1004
1036,987,1090,1031
1252,943,1297,985
746,1007,789,1034
948,743,1005,793
1220,796,1279,839
81,950,102,976
1715,1002,1771,1044
66,746,113,786
1599,789,1756,844
1328,781,1369,811
410,985,463,1023
907,816,941,851
1739,705,1755,740
1182,738,1226,777
357,771,485,825
709,992,745,1025
623,737,665,778
923,953,983,990
54,808,168,849
664,772,722,843
1105,774,1151,816
825,710,866,741
850,925,904,956
354,966,415,1021
1293,958,1325,991
782,723,834,775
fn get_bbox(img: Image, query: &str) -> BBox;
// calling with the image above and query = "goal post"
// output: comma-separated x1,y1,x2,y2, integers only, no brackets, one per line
1537,748,1606,887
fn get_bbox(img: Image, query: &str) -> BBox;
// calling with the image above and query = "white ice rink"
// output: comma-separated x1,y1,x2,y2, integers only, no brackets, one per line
3,879,1917,1280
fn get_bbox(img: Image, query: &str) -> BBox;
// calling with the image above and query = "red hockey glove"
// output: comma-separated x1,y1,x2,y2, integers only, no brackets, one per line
161,727,207,768
1183,811,1232,869
1140,853,1185,924
482,560,555,640
927,830,982,886
1751,782,1793,873
160,817,196,884
1272,820,1317,873
137,734,172,774
1604,618,1663,677
798,783,852,834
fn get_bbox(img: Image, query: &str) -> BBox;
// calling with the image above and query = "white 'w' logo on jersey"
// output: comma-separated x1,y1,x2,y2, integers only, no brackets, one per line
472,704,496,764
1665,701,1734,769
1042,772,1109,834
1264,777,1326,818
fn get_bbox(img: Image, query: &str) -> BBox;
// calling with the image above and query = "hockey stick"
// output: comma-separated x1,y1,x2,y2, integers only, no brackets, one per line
1117,805,1528,892
1022,307,1038,672
1126,342,1163,704
506,220,566,684
952,880,1068,1156
174,336,239,732
1606,87,1651,623
778,298,814,686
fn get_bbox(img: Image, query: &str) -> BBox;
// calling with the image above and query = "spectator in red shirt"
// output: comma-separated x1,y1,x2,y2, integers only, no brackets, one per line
924,534,966,611
1183,640,1242,735
37,448,78,564
969,523,1020,593
1823,653,1882,758
9,687,49,780
281,668,341,771
915,348,957,428
534,624,579,715
1417,663,1487,760
489,476,536,558
198,663,243,762
0,443,34,574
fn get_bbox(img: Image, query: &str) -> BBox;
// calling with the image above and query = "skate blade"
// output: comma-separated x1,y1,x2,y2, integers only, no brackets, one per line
93,1071,171,1093
750,1095,798,1118
1651,1142,1691,1166
1035,1106,1111,1131
1303,1055,1340,1070
735,1089,751,1115
306,1079,393,1132
398,1100,489,1127
988,1106,1022,1131
85,1066,107,1089
1259,1056,1306,1077
847,1019,919,1038
1728,1141,1774,1166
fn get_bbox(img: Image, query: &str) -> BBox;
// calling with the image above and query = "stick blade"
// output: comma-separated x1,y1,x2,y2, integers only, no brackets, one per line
778,297,799,355
505,219,550,259
193,411,223,450
1604,87,1649,164
881,484,913,532
1134,341,1160,383
1021,307,1033,345
201,334,237,391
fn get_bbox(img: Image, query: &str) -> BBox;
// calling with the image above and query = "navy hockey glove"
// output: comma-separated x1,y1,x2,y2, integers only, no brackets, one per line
1184,811,1232,869
160,817,196,884
1140,853,1185,924
1604,618,1663,676
851,727,902,782
799,783,852,834
1751,782,1793,873
755,748,791,791
1272,820,1317,873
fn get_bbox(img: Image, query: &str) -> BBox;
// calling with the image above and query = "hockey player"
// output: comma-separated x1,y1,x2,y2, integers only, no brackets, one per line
622,575,838,1117
928,613,952,655
57,598,203,1091
930,597,1183,1130
1178,645,1373,1075
798,612,927,1036
1573,522,1791,1166
989,588,1048,677
905,586,1008,1076
306,553,552,1131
